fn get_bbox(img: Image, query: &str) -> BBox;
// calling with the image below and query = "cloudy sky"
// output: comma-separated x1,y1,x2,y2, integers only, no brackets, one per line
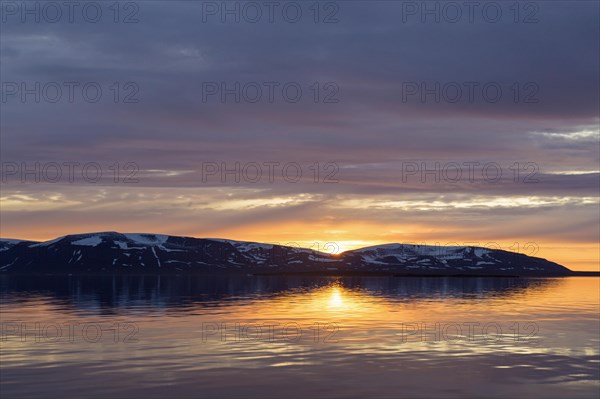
1,1,598,270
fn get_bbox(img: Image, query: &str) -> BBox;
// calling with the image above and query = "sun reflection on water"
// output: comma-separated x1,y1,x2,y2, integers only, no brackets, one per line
328,286,344,308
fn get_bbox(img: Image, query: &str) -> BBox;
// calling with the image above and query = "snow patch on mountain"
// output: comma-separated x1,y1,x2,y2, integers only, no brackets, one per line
114,241,129,250
72,236,104,247
0,239,26,244
0,239,28,251
123,234,169,245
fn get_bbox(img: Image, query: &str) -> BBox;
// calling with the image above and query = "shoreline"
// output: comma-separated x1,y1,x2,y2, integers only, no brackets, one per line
1,271,597,277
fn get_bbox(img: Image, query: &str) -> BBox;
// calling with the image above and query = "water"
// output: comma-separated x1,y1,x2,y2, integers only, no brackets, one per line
1,275,598,398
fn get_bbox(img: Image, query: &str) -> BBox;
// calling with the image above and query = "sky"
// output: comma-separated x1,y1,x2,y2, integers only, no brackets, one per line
0,1,599,270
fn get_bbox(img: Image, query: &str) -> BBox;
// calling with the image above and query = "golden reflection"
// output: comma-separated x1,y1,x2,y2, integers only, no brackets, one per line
328,286,344,308
1,277,599,370
244,280,407,325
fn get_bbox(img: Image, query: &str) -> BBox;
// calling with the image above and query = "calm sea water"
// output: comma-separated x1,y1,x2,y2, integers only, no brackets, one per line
0,275,598,399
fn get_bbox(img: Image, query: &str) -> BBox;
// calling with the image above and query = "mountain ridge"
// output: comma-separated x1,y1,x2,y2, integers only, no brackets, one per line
0,231,573,276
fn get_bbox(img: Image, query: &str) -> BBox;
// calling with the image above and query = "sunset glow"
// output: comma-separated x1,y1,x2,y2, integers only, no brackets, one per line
2,2,599,398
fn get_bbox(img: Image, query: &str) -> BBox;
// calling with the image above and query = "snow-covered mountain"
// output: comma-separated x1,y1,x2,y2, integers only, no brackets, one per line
340,243,569,275
0,232,572,276
0,232,332,273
